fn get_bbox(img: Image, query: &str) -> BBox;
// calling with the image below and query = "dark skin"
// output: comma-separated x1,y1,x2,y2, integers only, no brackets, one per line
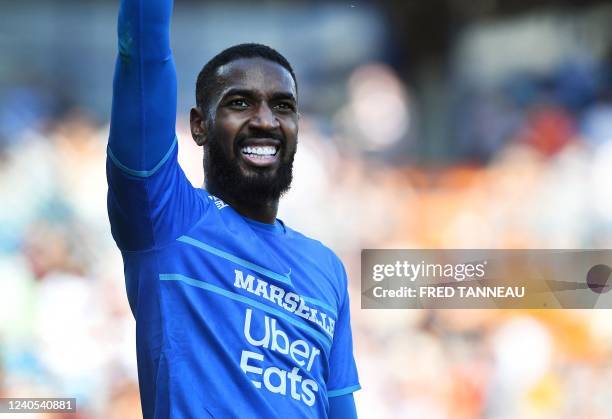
190,57,298,224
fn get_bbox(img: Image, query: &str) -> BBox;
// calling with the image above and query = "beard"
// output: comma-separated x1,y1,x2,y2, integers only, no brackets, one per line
203,132,295,206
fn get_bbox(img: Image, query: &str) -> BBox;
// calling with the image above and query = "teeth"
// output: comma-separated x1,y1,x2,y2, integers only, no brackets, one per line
242,146,277,156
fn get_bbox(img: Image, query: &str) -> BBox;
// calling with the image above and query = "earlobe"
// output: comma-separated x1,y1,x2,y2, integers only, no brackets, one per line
194,134,207,147
194,130,208,147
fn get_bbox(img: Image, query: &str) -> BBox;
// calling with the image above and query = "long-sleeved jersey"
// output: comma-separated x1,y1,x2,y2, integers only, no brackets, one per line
106,1,360,418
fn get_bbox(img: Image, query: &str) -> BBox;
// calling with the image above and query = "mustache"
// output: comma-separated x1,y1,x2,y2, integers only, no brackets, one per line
235,129,285,145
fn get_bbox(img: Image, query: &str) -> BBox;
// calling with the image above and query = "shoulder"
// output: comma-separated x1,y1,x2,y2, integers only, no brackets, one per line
283,223,348,290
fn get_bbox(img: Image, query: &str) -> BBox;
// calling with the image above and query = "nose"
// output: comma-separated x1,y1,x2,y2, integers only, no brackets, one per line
249,102,279,131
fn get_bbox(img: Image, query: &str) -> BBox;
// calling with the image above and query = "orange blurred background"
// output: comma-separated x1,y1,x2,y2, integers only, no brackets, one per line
2,1,612,418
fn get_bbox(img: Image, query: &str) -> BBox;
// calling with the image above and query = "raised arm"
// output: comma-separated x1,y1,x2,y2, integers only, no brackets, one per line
108,0,176,171
107,0,207,251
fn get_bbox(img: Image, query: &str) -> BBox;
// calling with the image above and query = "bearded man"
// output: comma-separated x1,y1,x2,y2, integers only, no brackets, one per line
107,0,360,417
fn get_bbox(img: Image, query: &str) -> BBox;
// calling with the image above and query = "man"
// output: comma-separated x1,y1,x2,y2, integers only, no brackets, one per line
107,0,360,417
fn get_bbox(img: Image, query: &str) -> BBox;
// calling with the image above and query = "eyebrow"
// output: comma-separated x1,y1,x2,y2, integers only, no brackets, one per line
269,92,297,102
221,88,296,102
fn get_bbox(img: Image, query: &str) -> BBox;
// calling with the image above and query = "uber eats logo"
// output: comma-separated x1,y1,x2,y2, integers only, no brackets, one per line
240,308,320,407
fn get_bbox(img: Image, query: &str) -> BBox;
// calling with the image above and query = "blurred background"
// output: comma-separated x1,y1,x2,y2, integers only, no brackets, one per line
2,0,612,417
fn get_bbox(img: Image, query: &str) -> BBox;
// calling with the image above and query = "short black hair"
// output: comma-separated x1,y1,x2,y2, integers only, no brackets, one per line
195,43,297,115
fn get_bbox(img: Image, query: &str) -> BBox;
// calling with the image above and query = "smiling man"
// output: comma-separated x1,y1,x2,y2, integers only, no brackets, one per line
191,54,298,223
106,0,360,418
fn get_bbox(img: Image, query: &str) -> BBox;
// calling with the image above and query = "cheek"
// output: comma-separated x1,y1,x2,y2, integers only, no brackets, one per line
214,115,245,154
218,115,243,135
282,118,299,142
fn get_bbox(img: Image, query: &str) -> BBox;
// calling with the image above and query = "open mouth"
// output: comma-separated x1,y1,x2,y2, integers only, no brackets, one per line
240,143,280,167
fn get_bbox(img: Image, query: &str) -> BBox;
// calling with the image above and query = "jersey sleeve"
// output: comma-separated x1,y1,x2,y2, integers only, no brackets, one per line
107,0,207,251
328,393,358,419
327,259,361,398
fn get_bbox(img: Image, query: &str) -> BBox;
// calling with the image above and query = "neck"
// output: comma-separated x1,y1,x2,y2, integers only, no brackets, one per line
207,184,279,224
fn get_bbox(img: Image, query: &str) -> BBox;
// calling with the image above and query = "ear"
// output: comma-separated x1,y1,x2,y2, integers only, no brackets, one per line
190,107,208,146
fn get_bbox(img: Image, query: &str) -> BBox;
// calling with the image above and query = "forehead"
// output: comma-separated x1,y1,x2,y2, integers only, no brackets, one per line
215,57,296,97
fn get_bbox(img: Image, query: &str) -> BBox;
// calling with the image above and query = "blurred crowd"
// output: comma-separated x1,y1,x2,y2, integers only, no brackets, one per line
2,4,612,419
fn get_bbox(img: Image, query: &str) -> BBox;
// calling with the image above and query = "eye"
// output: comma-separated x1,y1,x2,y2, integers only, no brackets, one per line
228,98,249,108
274,102,295,112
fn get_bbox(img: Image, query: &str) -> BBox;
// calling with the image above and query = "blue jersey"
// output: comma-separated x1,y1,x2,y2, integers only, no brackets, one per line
107,1,359,418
